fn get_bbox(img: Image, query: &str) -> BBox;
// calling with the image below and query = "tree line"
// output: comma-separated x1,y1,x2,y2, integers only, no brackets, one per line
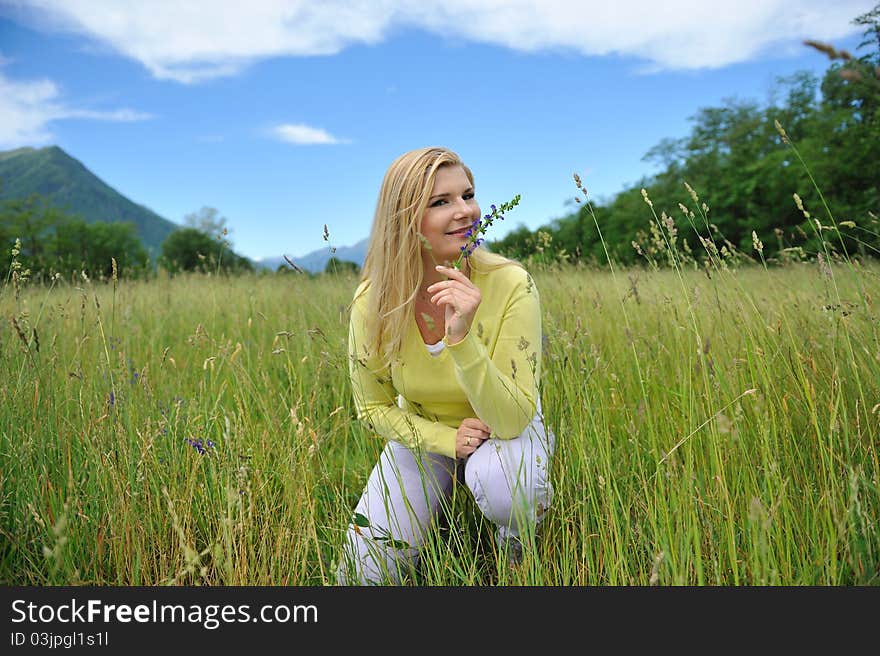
0,201,363,282
489,5,879,268
0,199,257,281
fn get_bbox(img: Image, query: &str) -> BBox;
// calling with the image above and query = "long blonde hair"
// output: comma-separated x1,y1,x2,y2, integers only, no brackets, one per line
356,146,519,371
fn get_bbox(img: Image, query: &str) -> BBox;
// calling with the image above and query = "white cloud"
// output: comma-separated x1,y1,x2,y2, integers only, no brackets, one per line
0,69,154,149
272,123,350,145
0,74,61,147
6,0,875,82
65,108,155,121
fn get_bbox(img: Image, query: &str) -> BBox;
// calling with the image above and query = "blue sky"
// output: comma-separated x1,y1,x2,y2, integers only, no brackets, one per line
0,1,874,262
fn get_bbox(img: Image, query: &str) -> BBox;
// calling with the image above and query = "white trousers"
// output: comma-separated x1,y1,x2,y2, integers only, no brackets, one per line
337,400,555,585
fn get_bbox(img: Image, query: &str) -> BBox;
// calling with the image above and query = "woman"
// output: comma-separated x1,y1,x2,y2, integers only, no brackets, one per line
337,146,555,585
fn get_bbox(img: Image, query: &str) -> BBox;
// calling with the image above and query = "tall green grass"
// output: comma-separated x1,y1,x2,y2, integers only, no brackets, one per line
2,246,877,584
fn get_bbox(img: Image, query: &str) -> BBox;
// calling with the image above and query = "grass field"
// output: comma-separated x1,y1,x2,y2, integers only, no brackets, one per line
2,248,879,585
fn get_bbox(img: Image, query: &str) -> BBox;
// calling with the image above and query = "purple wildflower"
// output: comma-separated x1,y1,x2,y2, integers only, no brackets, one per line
452,194,521,269
186,438,215,455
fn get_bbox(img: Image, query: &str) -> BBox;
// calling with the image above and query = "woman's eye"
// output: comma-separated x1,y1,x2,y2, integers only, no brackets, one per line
430,193,474,207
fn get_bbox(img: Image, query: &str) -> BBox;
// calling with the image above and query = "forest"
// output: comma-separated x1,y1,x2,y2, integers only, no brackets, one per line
490,7,879,268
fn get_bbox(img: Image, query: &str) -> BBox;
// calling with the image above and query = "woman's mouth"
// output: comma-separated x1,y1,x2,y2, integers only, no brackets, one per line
446,227,469,237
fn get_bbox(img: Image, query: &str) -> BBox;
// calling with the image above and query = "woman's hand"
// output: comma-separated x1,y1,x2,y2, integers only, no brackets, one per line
427,265,481,344
455,417,491,458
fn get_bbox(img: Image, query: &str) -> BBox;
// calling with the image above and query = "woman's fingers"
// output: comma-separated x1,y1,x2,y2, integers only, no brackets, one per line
426,278,480,297
430,295,472,319
462,417,491,433
427,267,482,344
426,278,476,293
430,287,479,315
427,266,480,301
473,419,492,433
458,436,485,458
429,286,476,306
456,418,492,458
435,264,476,287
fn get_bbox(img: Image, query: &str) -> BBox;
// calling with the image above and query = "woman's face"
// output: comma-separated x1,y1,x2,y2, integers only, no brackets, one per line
418,164,481,268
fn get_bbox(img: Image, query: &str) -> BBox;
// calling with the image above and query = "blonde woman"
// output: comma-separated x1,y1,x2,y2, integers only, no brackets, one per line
337,146,555,585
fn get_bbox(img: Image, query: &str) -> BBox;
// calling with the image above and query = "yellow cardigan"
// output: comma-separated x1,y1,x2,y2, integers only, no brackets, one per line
348,263,543,459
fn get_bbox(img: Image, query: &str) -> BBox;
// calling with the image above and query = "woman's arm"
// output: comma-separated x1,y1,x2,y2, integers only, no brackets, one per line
443,267,542,438
348,294,459,458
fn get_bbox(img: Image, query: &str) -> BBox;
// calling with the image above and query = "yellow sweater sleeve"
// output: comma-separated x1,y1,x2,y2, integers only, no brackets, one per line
442,268,541,439
348,285,458,458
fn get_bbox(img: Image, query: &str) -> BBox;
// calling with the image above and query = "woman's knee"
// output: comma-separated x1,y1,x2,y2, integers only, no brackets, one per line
465,449,547,529
465,420,554,529
465,452,515,526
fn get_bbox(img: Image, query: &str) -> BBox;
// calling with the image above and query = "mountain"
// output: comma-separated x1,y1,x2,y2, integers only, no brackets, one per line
0,146,179,258
257,237,369,274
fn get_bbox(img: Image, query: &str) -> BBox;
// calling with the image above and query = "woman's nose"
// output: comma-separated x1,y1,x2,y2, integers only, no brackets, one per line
453,197,473,216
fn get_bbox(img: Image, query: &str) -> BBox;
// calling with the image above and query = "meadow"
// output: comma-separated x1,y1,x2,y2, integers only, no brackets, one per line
1,243,879,585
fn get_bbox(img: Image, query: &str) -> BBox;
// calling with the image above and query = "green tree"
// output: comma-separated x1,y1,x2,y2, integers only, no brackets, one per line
52,219,150,279
183,206,231,241
0,194,152,279
0,194,66,270
486,5,880,268
487,224,536,261
159,227,254,275
324,257,360,275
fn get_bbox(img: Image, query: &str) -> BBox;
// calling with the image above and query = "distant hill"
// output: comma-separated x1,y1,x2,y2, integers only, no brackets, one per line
257,237,369,274
0,146,179,259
